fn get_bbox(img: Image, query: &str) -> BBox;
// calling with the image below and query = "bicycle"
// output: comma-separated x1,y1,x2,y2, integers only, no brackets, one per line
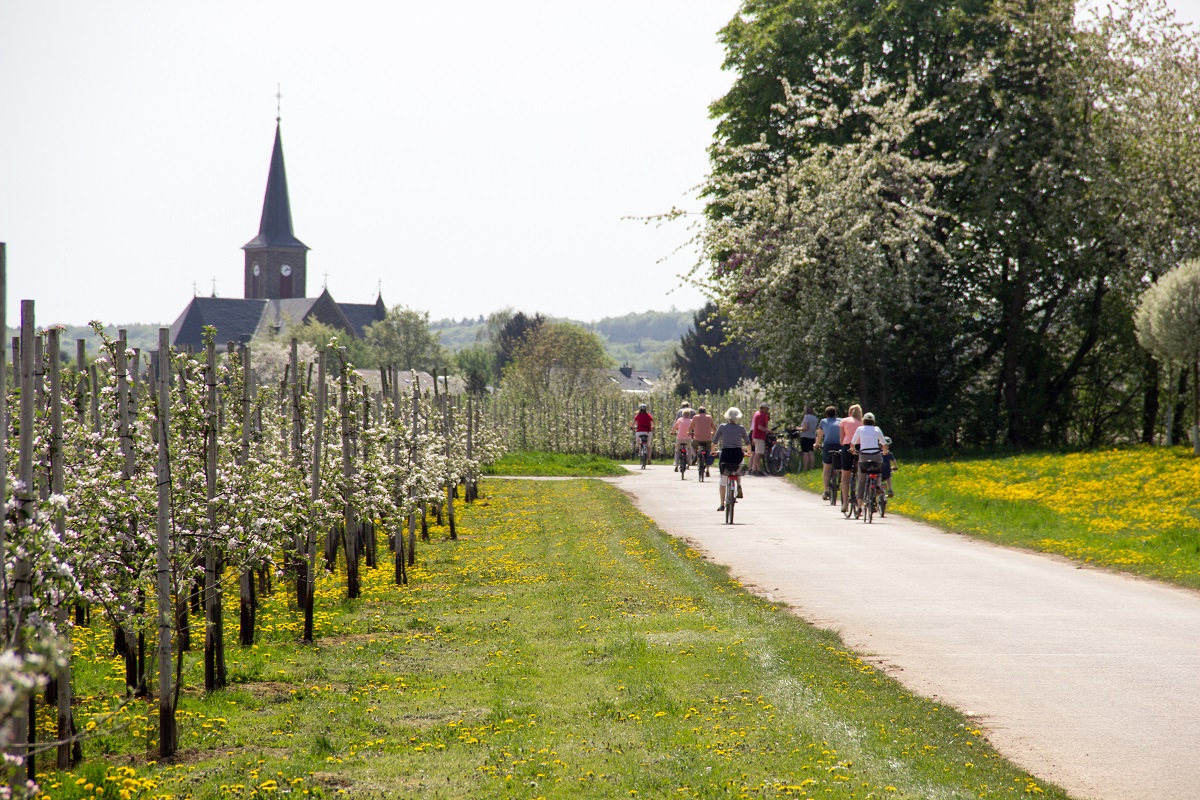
861,462,884,523
723,465,742,524
842,457,860,519
823,450,840,507
678,442,689,480
697,447,711,482
636,435,650,470
764,429,788,476
778,426,803,473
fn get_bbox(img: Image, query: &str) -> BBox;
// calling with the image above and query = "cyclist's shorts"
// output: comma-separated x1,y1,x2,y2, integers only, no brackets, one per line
694,440,712,455
718,447,744,475
635,432,651,443
801,437,816,453
839,448,857,471
822,443,841,465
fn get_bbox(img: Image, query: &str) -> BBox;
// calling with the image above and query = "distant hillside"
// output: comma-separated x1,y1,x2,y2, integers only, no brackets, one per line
429,309,695,376
8,323,165,361
24,309,696,375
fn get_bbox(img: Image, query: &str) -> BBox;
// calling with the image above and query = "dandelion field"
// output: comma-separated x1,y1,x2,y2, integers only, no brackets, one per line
37,479,1070,799
794,447,1200,590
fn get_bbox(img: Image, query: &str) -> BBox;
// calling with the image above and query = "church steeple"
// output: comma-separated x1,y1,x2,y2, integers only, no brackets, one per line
243,121,309,299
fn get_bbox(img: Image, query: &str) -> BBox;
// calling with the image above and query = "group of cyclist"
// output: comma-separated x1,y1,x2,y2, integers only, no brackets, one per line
634,400,896,516
815,404,895,515
632,401,758,511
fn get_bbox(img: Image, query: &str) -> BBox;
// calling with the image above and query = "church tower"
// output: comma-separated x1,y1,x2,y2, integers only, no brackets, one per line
243,122,309,299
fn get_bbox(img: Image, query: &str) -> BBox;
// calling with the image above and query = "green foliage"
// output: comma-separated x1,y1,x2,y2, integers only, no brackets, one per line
364,303,447,372
673,302,755,395
701,0,1200,448
500,321,612,402
454,343,495,393
286,318,372,367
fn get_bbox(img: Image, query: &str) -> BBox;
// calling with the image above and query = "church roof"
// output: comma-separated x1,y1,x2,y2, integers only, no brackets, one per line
339,295,388,338
170,296,269,350
242,122,308,252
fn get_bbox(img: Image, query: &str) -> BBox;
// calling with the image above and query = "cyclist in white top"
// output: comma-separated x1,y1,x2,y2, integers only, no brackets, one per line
850,412,888,505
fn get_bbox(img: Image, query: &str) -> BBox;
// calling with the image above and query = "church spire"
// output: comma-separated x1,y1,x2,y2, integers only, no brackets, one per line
243,122,308,252
243,120,309,299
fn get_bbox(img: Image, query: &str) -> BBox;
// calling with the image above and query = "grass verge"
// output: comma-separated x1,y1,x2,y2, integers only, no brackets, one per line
789,446,1200,590
47,479,1072,799
485,451,628,476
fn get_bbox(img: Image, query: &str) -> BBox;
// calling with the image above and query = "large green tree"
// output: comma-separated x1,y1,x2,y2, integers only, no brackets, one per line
701,0,1200,448
673,303,755,395
500,322,612,403
364,305,446,372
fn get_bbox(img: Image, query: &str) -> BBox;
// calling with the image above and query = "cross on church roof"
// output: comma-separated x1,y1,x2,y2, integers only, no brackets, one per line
276,84,282,123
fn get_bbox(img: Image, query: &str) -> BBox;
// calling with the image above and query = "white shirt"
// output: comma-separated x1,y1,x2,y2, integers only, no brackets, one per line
851,424,886,453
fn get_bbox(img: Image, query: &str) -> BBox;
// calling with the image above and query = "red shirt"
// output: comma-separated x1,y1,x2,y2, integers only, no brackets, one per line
634,411,654,432
751,409,770,440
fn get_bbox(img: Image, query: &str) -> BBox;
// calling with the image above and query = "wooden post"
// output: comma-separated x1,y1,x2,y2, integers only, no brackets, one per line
238,345,256,647
339,349,360,599
290,339,306,606
14,300,36,780
408,375,420,567
154,329,177,758
203,339,225,691
47,329,76,768
303,349,326,643
113,337,142,694
445,396,457,539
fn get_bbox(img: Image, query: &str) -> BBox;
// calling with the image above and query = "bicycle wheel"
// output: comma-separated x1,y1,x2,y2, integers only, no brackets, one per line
725,484,736,524
828,472,839,506
679,452,688,480
766,444,786,475
640,443,648,470
864,482,875,524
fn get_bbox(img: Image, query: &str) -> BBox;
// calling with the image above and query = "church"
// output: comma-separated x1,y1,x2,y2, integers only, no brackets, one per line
169,122,386,350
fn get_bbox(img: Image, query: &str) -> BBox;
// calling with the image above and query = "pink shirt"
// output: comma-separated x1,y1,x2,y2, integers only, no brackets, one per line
839,417,862,445
751,409,770,440
688,413,716,442
672,416,694,442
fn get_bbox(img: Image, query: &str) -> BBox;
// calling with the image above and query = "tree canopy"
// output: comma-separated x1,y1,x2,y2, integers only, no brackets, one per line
698,0,1200,448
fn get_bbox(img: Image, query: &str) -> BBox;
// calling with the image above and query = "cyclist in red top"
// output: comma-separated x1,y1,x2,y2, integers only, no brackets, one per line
632,403,654,459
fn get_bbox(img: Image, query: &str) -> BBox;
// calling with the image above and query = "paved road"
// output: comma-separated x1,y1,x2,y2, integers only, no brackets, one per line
606,465,1200,800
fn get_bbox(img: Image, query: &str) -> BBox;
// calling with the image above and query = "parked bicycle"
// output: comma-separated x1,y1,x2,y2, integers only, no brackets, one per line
767,426,802,474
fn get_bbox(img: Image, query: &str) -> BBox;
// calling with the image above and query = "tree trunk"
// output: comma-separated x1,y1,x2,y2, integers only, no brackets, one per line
154,328,177,758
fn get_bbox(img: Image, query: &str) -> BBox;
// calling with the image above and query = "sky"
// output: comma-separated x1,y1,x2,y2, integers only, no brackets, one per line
0,1,742,327
4,1,1200,328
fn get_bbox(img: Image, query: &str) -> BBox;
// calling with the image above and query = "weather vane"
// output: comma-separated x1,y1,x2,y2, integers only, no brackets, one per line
276,84,282,122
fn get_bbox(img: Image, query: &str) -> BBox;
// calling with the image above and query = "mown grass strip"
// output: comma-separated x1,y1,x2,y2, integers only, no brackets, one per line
485,450,629,476
48,479,1071,799
790,446,1200,590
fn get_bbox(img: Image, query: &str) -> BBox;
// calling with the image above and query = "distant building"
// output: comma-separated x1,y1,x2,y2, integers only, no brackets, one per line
170,122,386,350
607,364,655,393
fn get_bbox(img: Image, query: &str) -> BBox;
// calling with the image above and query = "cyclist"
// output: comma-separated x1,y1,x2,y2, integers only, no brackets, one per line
850,412,888,506
815,406,841,500
882,437,897,497
689,406,716,467
749,403,770,475
671,408,696,470
799,404,819,472
631,403,654,462
715,407,750,511
839,404,863,514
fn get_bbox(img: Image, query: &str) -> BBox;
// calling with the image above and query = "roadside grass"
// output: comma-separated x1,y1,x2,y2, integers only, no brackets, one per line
790,446,1200,590
41,479,1071,799
485,450,628,476
485,450,678,476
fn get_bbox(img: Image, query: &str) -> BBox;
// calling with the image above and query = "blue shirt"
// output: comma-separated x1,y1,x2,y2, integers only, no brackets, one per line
818,417,841,446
